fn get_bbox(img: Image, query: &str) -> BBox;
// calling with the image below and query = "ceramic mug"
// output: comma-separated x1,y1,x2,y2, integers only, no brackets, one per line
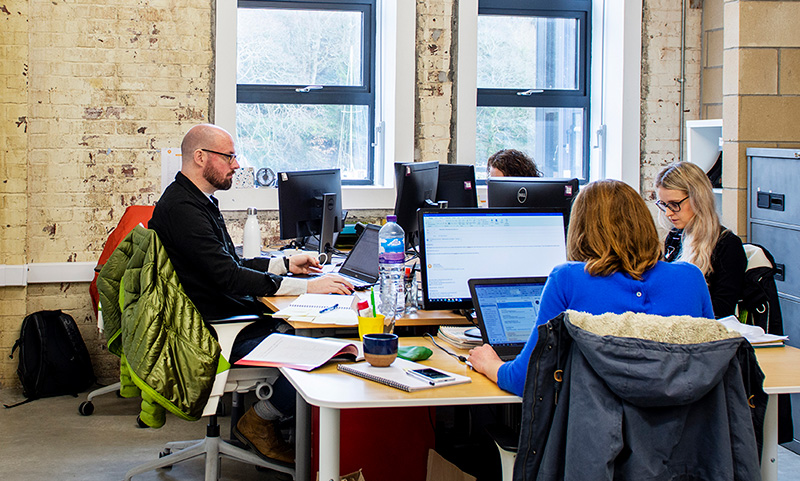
362,333,398,367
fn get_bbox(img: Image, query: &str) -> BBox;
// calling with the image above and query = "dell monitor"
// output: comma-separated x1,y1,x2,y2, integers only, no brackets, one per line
487,177,580,229
394,161,440,248
436,164,478,208
277,168,343,262
417,207,567,310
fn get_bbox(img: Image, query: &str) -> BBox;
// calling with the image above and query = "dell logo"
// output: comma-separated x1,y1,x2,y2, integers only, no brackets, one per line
516,187,528,204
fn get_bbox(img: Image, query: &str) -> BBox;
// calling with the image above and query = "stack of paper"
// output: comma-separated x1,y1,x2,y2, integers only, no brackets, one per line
718,316,788,347
273,294,359,325
236,334,363,371
437,325,482,350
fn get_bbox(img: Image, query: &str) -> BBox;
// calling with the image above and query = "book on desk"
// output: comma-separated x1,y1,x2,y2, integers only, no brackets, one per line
235,333,364,371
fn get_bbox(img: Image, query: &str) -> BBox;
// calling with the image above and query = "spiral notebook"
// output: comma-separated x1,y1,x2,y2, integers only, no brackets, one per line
337,358,471,392
272,294,359,325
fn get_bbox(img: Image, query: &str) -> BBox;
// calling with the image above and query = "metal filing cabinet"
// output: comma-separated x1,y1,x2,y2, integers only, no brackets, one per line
747,147,800,451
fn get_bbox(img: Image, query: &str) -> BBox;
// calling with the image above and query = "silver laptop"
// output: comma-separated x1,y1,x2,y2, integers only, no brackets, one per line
468,277,548,361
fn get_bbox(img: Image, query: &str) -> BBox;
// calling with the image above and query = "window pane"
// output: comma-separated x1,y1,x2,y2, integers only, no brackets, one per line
238,8,364,86
236,103,371,180
476,107,584,179
477,15,578,90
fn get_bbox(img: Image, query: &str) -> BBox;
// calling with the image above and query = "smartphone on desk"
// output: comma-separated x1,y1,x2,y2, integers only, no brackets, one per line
406,367,456,384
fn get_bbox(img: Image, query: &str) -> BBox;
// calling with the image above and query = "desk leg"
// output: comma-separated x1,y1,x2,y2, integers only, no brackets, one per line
762,394,778,481
318,406,340,481
296,392,311,481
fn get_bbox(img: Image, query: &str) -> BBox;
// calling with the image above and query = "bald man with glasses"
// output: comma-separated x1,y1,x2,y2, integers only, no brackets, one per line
148,124,353,464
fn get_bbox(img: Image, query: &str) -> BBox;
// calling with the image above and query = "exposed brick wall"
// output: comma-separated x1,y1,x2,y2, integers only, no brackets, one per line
640,0,703,202
415,0,455,164
1,0,214,388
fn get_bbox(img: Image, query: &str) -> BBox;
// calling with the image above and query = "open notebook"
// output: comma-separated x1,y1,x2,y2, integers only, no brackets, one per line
272,294,359,325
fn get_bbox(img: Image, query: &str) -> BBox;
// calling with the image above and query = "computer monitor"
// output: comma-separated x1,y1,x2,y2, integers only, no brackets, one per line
436,164,478,208
487,177,580,229
417,207,567,310
277,168,343,262
393,161,440,248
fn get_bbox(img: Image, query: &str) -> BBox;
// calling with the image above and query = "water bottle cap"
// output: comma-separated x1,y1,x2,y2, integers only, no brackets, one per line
386,215,397,223
247,207,257,215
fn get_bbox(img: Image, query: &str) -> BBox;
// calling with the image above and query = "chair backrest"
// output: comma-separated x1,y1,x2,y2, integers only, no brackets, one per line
739,243,784,335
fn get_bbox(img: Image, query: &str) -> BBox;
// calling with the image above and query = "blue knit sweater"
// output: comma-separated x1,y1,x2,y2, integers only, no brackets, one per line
496,261,715,396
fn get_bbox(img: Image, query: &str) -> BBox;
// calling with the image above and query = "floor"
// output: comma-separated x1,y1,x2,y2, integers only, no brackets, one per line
2,388,800,481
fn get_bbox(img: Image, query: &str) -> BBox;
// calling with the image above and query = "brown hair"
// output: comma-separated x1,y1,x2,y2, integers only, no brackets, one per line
567,179,660,280
487,149,542,177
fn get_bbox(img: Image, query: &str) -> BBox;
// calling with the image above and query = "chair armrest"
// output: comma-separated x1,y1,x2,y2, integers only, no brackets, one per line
206,314,262,324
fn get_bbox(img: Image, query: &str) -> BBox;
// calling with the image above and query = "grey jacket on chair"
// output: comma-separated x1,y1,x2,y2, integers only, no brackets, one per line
514,310,767,481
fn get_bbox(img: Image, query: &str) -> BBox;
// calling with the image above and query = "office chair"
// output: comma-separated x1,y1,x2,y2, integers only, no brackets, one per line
123,321,295,481
80,205,155,417
97,226,295,479
514,310,766,480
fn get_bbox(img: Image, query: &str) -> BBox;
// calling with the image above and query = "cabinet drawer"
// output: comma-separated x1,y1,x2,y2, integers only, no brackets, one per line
778,296,800,349
749,223,800,298
749,151,800,225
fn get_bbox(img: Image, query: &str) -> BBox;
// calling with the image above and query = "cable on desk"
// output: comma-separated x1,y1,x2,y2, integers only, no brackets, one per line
423,333,470,364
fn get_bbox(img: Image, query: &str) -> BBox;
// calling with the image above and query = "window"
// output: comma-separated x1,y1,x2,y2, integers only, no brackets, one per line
475,0,591,180
236,0,376,185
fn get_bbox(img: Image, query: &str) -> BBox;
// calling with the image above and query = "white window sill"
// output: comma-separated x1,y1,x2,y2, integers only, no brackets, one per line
216,185,396,211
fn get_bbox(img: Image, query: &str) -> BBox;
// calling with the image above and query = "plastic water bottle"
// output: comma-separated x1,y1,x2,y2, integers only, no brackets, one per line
378,215,405,320
242,207,261,258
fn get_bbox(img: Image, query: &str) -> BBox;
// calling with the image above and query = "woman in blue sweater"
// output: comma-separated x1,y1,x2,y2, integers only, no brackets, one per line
468,179,715,396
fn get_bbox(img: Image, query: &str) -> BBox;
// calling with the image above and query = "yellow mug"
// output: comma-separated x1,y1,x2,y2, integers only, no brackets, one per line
358,314,385,341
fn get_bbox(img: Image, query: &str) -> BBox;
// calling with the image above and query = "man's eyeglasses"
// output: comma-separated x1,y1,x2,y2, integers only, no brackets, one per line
200,148,238,164
654,196,690,213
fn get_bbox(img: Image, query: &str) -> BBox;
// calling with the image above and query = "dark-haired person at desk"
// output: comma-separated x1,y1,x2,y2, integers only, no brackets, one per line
149,124,354,465
655,162,746,319
468,179,714,396
487,149,542,178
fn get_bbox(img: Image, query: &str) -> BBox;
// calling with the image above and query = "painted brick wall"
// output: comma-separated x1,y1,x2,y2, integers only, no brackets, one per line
640,0,703,201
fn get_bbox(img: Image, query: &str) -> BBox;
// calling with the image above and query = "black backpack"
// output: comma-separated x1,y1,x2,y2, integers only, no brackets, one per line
5,310,96,406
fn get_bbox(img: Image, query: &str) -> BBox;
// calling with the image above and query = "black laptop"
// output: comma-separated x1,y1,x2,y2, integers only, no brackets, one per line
333,223,380,289
468,277,548,361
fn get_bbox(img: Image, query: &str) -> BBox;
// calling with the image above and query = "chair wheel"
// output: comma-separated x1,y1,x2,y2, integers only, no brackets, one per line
78,401,94,416
136,416,150,429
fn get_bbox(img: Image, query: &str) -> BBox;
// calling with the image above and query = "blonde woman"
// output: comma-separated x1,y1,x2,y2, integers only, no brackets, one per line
468,179,713,396
655,162,746,318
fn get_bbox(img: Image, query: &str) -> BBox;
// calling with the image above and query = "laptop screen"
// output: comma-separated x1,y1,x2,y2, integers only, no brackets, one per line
418,208,566,310
469,278,546,349
338,224,380,283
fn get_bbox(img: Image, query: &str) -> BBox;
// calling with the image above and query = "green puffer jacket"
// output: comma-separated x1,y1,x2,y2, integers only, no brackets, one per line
97,225,222,427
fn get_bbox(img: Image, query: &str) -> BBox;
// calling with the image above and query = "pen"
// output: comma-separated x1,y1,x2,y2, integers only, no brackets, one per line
370,286,377,317
319,304,338,314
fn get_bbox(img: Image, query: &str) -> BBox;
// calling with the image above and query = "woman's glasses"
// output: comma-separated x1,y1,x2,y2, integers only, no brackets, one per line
654,196,690,213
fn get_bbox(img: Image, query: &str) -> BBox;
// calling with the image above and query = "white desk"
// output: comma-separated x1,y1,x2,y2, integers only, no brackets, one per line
282,341,800,481
754,345,800,481
280,337,519,481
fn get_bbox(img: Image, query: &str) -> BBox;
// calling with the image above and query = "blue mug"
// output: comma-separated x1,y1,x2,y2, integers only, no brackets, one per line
363,333,398,367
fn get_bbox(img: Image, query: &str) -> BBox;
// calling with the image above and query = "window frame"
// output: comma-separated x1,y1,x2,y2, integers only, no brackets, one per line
213,0,413,211
236,0,377,185
475,0,592,182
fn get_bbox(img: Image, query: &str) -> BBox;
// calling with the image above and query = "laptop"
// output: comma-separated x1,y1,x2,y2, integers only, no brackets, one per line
332,223,380,289
468,277,548,361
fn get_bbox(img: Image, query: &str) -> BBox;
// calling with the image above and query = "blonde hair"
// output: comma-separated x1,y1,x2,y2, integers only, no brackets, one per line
654,162,721,276
567,180,660,280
